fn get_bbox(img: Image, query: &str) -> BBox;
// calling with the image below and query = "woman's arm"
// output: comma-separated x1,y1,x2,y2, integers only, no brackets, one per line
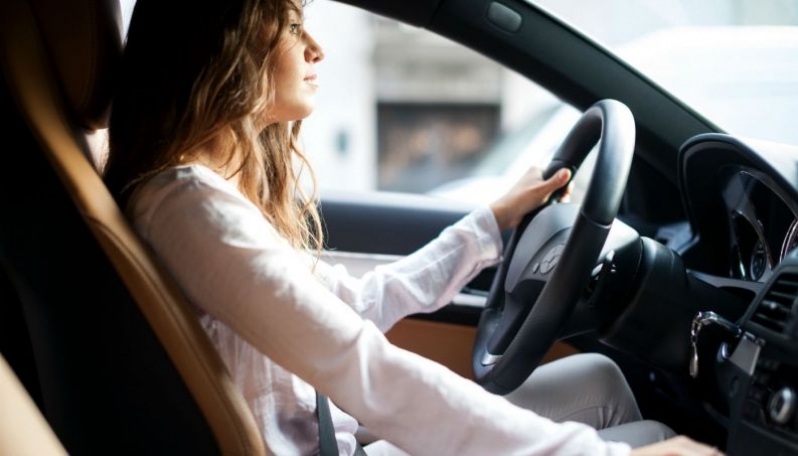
312,205,501,331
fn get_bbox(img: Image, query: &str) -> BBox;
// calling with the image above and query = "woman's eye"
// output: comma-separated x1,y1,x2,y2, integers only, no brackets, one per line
289,23,302,35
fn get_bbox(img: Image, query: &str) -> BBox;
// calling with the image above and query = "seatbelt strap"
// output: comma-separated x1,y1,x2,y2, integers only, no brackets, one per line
317,391,368,455
317,391,338,456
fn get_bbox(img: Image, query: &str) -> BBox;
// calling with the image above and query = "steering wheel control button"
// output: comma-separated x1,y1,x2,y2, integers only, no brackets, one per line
539,244,565,274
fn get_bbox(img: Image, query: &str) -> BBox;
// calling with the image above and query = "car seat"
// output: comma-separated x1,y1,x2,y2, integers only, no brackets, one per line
0,0,265,454
0,354,68,456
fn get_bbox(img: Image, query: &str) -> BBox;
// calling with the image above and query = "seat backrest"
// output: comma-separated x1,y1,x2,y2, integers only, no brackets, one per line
0,0,265,454
0,354,68,456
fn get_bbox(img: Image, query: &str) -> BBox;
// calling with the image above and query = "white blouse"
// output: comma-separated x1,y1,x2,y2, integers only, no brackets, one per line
129,164,630,456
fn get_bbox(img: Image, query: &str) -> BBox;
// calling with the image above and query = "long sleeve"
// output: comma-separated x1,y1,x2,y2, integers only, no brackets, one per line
312,205,502,332
130,165,630,456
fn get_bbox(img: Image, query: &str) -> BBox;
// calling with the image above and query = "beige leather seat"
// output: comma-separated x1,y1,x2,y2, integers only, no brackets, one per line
0,354,68,456
0,0,265,453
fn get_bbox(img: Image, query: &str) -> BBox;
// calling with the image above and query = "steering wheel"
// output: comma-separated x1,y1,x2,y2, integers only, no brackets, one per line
472,99,636,395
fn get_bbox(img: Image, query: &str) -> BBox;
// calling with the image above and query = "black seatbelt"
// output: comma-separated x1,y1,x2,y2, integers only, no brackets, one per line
316,391,368,456
317,391,338,456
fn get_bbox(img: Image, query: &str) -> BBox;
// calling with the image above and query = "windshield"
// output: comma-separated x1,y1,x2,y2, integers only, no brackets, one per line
531,0,798,146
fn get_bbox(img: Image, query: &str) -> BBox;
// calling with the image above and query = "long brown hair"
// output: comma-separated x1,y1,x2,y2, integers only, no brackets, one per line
105,0,323,251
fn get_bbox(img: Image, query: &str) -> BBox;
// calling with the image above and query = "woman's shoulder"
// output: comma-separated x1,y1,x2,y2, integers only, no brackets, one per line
128,164,250,223
137,164,240,200
148,164,232,190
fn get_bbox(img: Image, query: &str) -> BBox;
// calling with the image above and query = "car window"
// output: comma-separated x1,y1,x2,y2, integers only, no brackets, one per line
301,1,565,201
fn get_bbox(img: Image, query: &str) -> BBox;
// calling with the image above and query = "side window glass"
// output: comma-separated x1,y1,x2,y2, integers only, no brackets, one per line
303,2,583,206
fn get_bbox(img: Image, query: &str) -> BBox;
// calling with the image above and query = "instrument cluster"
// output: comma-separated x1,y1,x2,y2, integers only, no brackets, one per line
723,169,798,282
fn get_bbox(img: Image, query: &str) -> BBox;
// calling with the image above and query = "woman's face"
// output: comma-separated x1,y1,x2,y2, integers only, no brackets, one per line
267,8,324,123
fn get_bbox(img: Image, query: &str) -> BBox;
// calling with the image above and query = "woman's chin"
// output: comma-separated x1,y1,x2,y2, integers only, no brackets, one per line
263,105,316,125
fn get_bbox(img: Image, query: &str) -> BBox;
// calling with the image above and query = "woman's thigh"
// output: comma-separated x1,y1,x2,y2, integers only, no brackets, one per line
502,352,642,429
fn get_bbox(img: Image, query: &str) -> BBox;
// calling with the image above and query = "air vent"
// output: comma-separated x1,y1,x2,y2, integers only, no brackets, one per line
751,272,798,333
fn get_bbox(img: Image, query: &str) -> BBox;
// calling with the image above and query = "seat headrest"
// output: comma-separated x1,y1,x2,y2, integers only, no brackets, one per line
29,0,123,130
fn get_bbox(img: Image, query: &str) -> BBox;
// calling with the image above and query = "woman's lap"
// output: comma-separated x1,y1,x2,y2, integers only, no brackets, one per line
503,352,675,447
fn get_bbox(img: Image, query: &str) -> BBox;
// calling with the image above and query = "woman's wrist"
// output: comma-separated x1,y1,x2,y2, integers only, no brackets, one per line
489,201,508,231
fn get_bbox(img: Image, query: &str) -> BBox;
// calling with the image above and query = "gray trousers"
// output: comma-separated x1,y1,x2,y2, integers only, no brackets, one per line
504,352,675,447
364,352,675,455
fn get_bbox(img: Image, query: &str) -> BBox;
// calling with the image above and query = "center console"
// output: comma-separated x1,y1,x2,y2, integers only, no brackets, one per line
717,261,798,455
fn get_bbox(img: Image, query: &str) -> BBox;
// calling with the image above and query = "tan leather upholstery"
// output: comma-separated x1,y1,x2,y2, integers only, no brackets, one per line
0,0,264,453
0,355,67,456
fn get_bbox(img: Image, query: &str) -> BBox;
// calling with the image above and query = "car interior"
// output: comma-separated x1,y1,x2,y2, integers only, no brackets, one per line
2,0,798,455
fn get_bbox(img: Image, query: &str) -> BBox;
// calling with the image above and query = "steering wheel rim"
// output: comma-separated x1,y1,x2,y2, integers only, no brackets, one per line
472,99,636,395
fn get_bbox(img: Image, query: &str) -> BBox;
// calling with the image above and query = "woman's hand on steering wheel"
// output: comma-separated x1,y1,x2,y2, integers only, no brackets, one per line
489,166,572,231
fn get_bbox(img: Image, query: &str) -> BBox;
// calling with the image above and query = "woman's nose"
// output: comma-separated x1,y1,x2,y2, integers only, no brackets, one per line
304,32,324,63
